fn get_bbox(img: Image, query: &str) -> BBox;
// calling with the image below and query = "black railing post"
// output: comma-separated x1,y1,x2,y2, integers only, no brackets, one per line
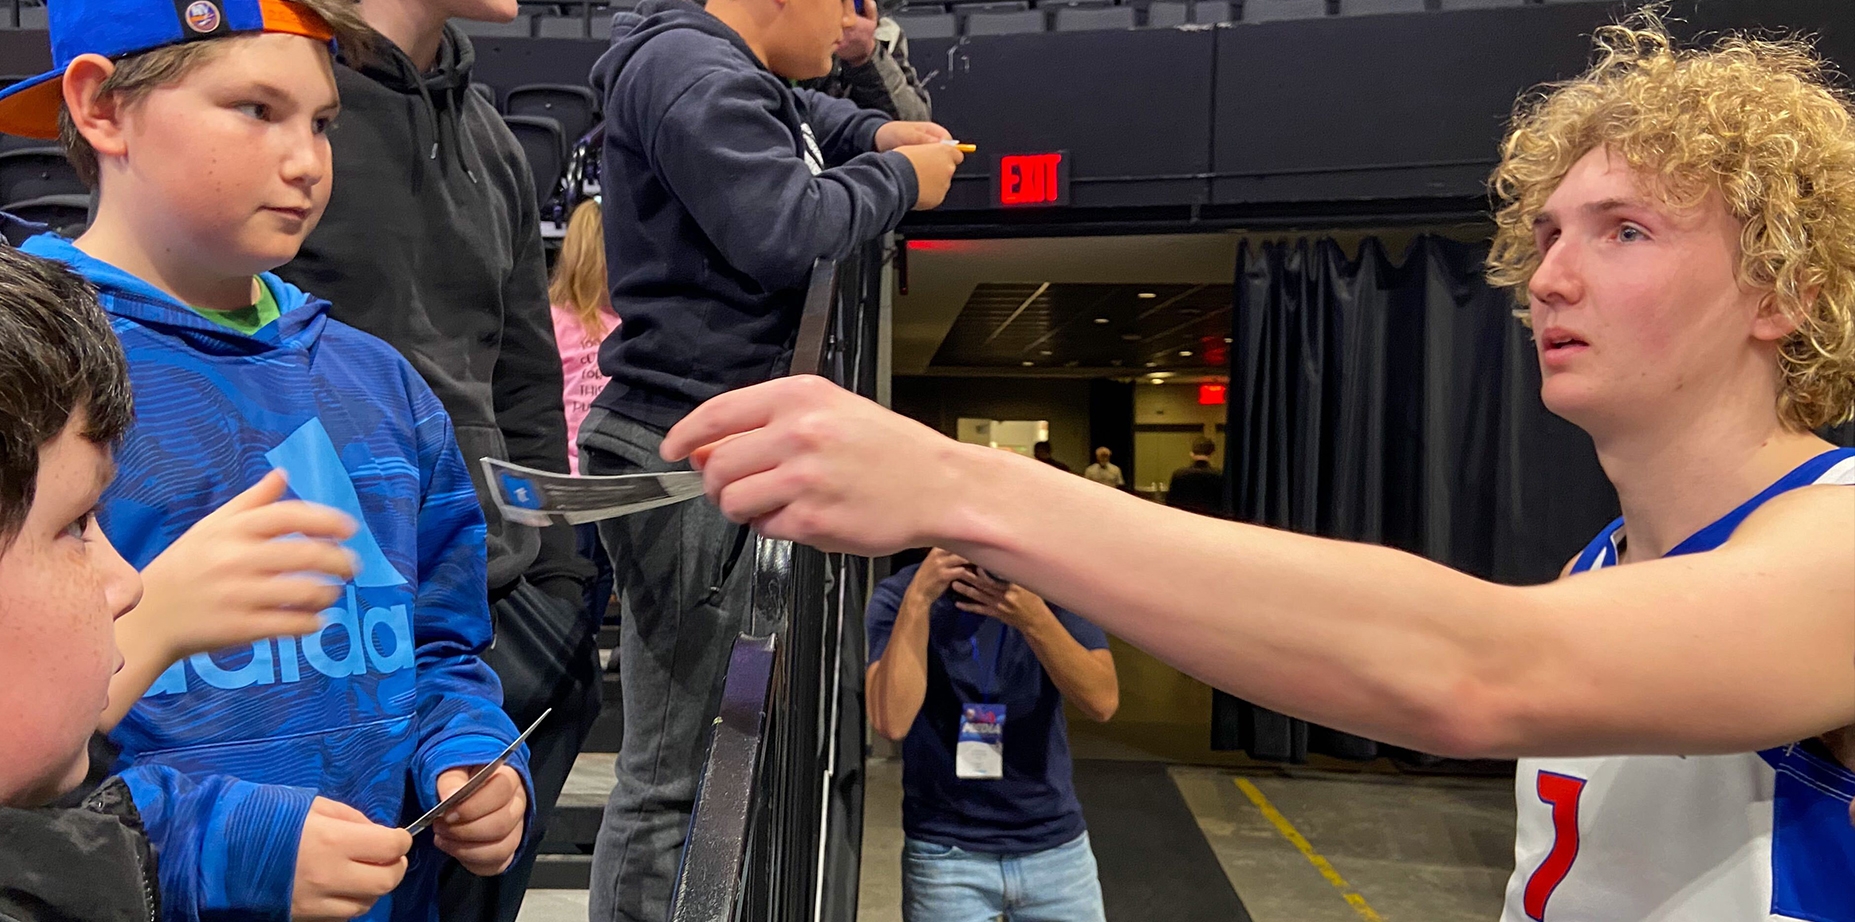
670,248,879,922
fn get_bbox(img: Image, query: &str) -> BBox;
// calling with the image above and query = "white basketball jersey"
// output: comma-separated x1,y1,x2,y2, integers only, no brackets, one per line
1502,449,1855,922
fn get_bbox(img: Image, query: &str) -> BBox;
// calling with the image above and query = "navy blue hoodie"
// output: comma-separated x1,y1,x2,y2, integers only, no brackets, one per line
589,0,919,429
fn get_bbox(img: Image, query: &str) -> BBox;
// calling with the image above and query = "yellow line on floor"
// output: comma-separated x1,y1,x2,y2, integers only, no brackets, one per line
1233,778,1386,922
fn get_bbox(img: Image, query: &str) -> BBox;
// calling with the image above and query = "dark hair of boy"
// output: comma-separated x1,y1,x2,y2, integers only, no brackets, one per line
0,244,132,547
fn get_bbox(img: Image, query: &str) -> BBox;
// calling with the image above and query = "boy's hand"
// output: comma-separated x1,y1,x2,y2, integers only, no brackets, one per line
432,765,527,876
836,0,880,66
134,470,358,660
104,470,359,729
895,143,964,210
876,121,954,152
292,797,411,922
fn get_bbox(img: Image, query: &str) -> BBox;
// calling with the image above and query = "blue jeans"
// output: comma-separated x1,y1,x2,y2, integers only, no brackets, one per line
902,832,1107,922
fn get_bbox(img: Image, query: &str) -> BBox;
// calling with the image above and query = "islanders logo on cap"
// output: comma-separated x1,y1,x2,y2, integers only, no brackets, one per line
184,0,223,33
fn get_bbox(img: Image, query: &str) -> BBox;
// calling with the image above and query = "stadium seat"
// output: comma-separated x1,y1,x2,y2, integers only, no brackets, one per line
2,5,48,28
535,14,593,38
504,115,567,208
1338,0,1423,14
1055,5,1136,31
0,148,84,206
894,11,958,38
455,13,534,36
1242,0,1327,21
1192,0,1236,23
506,84,600,146
3,194,89,237
965,8,1047,34
1145,1,1190,26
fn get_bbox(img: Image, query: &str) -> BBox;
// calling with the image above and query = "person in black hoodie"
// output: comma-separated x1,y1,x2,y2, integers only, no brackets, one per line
582,0,961,918
274,4,599,922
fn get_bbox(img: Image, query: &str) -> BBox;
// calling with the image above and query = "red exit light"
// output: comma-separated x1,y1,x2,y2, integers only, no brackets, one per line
997,152,1068,207
1198,383,1227,406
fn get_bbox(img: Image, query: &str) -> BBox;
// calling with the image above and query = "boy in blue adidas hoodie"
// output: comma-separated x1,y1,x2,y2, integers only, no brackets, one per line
0,2,533,920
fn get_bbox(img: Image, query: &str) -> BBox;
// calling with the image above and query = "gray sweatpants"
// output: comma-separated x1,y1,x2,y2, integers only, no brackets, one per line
580,408,754,922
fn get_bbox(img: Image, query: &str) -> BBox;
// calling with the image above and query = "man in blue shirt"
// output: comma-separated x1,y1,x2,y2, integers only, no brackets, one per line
867,549,1119,922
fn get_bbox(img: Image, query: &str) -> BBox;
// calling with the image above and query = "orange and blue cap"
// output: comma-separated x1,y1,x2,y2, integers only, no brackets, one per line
0,0,336,141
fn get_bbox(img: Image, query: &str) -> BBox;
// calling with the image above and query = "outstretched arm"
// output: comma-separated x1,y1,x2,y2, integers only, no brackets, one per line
666,376,1855,760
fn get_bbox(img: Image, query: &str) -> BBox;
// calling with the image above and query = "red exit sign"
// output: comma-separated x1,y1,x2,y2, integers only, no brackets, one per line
1198,383,1227,406
995,151,1069,207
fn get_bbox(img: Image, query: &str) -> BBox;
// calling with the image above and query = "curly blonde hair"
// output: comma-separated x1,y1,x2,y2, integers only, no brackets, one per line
1486,9,1855,430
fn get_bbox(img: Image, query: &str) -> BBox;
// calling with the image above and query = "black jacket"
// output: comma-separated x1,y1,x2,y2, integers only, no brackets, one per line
589,0,917,429
277,25,585,599
1,741,157,922
800,17,933,122
1166,460,1227,518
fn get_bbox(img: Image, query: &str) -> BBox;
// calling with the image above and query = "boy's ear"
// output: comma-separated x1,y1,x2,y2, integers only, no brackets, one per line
61,54,128,162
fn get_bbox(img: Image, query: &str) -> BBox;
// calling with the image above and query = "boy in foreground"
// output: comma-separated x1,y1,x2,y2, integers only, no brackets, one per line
0,2,532,918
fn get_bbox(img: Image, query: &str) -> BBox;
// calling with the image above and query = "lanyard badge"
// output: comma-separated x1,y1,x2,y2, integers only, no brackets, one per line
955,623,1007,780
956,703,1006,780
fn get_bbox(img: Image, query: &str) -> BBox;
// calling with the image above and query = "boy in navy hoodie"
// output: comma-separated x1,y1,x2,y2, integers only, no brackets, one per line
0,2,533,920
584,0,960,918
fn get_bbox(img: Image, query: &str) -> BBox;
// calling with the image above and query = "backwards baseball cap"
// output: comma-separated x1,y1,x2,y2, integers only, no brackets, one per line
0,0,335,141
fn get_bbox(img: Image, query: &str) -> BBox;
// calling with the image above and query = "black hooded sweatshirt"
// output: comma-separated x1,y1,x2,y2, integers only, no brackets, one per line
589,0,919,429
278,26,583,599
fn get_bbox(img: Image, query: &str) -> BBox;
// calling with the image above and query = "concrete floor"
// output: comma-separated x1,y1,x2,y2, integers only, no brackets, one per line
520,754,1517,922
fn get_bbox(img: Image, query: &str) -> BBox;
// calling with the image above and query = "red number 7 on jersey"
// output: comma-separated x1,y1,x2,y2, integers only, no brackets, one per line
1524,772,1588,921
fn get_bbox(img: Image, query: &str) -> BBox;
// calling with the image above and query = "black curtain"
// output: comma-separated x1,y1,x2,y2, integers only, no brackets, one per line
1211,236,1619,763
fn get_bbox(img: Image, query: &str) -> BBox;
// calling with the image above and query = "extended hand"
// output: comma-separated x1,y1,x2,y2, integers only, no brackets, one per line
432,765,527,876
671,376,974,556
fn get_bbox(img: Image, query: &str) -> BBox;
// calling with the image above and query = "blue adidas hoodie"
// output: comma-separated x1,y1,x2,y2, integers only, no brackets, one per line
21,233,535,922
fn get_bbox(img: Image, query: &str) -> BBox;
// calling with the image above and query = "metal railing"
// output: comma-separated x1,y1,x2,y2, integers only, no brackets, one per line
668,244,885,922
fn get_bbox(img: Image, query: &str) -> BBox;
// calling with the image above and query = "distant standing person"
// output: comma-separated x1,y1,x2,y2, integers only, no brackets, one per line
1165,437,1225,517
1083,447,1124,489
550,199,621,629
1032,440,1069,473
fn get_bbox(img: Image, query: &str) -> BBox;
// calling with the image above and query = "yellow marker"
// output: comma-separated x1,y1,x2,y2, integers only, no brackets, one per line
944,141,978,153
1234,778,1386,922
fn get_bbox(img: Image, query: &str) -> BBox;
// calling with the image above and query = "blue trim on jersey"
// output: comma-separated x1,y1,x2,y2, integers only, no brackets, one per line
1568,447,1855,574
1761,745,1855,922
1668,448,1855,557
1567,446,1855,922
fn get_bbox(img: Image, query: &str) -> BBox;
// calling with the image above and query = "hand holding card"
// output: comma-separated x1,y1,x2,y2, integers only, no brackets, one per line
432,764,527,876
